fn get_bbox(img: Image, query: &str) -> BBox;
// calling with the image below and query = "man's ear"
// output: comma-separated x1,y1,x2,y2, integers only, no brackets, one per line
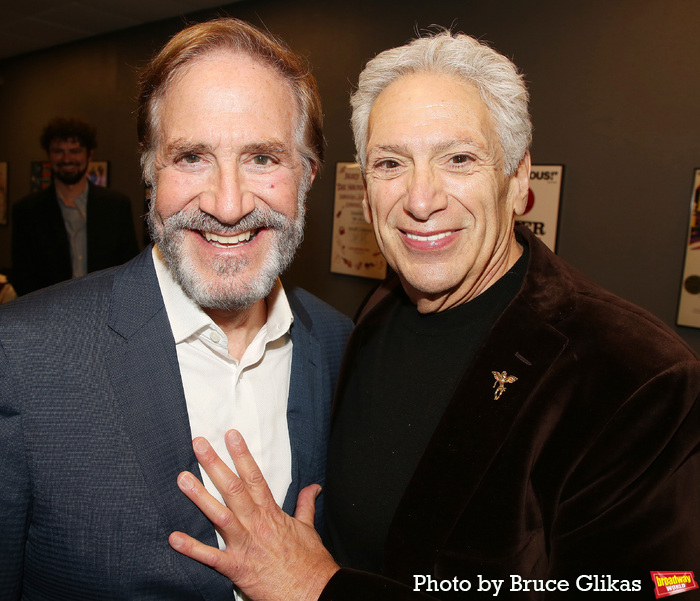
362,188,373,224
511,151,531,217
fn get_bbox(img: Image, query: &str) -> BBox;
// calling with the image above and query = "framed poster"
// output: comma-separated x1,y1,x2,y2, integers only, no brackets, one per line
330,162,386,280
515,164,564,252
30,160,110,191
87,161,109,187
0,162,7,225
30,161,52,191
677,168,700,327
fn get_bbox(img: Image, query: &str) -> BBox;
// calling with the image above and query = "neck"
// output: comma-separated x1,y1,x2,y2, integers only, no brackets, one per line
56,177,88,207
412,238,524,314
205,298,267,361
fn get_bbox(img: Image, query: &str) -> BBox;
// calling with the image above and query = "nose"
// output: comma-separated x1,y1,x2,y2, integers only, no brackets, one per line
198,163,256,225
403,164,447,221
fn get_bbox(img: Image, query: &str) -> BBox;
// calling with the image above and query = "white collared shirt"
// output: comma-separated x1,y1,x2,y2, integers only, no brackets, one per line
153,247,293,551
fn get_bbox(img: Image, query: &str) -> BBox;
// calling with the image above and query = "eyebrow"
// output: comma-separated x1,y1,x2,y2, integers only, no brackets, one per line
367,138,483,158
240,140,292,156
161,140,211,159
162,138,292,158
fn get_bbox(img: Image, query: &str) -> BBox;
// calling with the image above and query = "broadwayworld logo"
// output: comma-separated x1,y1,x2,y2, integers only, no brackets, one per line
651,571,698,598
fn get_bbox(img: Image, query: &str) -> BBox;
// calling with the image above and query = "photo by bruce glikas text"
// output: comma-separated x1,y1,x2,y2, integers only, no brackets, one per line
413,574,643,596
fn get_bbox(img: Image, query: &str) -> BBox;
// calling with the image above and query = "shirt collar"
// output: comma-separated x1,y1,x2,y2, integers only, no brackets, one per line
56,181,89,217
152,245,293,347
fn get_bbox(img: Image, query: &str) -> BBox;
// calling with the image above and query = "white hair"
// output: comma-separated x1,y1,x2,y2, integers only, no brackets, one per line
351,30,532,175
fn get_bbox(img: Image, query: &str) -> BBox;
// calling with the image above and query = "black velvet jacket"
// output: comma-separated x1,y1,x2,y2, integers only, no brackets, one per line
323,227,700,600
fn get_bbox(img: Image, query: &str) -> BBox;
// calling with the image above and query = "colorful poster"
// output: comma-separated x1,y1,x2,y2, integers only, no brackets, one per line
87,161,109,187
30,161,52,192
516,164,564,252
677,169,700,327
330,162,386,280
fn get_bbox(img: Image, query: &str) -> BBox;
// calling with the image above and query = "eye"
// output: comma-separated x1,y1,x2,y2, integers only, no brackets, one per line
376,159,400,170
450,154,472,164
253,155,274,165
182,154,200,164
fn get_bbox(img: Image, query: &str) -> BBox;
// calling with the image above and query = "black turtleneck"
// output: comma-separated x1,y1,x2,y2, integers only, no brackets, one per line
325,245,529,573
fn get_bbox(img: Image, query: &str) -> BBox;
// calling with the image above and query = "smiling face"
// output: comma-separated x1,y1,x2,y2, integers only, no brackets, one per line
362,71,530,313
148,50,312,311
48,138,92,185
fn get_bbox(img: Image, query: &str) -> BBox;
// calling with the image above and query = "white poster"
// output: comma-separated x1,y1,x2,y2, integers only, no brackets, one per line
330,162,386,280
516,165,564,252
677,169,700,327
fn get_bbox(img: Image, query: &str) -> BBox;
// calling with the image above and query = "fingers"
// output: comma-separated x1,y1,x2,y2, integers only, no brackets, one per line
177,471,241,534
169,531,225,569
192,436,246,498
224,430,277,511
294,484,321,527
190,431,279,524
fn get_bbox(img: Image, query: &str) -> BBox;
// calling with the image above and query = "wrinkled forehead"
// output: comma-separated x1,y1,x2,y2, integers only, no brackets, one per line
367,71,500,155
158,50,300,130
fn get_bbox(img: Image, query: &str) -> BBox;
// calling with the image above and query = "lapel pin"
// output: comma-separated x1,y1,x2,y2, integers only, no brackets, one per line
492,370,517,400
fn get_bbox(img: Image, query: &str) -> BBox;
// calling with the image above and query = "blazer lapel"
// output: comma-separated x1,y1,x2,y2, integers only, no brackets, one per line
283,295,323,517
385,282,569,579
105,249,232,599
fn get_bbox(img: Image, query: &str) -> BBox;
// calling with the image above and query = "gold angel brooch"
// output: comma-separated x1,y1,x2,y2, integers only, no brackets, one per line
492,371,517,400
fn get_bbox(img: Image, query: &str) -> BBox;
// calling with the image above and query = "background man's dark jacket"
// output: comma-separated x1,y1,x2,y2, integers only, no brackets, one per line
11,182,139,295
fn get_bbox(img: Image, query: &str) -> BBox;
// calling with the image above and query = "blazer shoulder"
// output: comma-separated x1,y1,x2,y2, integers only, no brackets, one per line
285,286,353,338
0,279,115,364
0,249,154,326
518,228,698,366
559,260,696,364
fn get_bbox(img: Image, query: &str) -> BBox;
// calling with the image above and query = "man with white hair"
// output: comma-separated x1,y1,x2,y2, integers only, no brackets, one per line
173,31,700,599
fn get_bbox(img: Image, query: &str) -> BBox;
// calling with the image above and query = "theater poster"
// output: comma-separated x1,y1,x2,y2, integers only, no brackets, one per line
330,162,386,280
677,169,700,327
515,164,564,252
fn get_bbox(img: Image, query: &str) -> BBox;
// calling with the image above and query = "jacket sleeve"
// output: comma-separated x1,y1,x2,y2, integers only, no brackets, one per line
545,360,700,581
0,342,31,599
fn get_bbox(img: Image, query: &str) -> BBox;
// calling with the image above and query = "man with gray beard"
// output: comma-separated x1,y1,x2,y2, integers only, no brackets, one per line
0,18,352,601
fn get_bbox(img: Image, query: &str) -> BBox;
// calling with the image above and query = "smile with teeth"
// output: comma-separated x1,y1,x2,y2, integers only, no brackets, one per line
202,229,258,247
405,231,453,242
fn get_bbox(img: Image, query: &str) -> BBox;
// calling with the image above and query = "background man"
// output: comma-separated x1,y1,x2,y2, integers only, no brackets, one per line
0,18,351,600
168,31,700,600
11,117,138,295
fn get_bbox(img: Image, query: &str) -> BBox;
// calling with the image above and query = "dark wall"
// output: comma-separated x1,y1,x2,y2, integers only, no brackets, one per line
2,0,700,351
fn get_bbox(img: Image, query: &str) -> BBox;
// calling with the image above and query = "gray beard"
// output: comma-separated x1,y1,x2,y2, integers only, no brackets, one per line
148,193,306,312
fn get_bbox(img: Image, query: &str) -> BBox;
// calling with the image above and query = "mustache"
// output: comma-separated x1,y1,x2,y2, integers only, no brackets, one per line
161,206,290,235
